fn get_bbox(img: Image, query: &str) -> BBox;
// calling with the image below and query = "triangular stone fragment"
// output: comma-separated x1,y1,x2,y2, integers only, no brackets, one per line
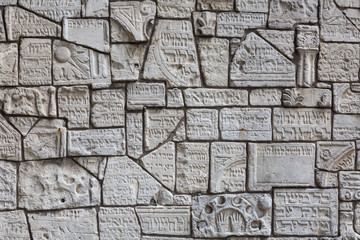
8,116,38,136
173,119,186,142
257,29,295,59
230,32,296,87
140,142,175,191
73,157,107,180
0,114,21,161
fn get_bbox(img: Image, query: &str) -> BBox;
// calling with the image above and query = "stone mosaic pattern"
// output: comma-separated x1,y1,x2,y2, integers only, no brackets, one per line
0,0,358,239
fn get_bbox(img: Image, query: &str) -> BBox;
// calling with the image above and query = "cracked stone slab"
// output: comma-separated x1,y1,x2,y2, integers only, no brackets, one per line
126,112,143,159
316,141,355,171
127,82,166,110
344,9,360,29
19,158,100,210
334,83,360,113
157,0,195,18
0,114,22,161
0,43,18,86
257,30,295,59
73,157,107,180
0,161,17,210
8,116,38,137
0,210,30,239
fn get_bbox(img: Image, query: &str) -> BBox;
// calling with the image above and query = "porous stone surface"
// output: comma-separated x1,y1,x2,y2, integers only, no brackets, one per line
0,0,358,239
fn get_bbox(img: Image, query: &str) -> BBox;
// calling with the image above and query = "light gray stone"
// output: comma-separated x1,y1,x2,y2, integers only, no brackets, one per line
99,207,140,240
28,208,98,240
136,206,191,235
0,0,16,5
103,156,173,206
193,12,216,36
230,33,296,87
248,143,315,191
19,38,52,85
176,142,209,193
142,237,192,240
269,0,318,29
110,0,156,42
334,83,360,113
210,142,246,193
257,30,295,59
236,0,268,12
336,0,360,7
140,142,176,191
172,120,186,142
318,43,360,82
82,0,109,17
197,38,229,86
192,194,272,237
58,86,90,129
63,19,110,53
339,171,360,201
73,157,107,180
173,195,192,206
126,112,143,159
186,109,218,140
250,89,282,106
333,114,360,140
220,108,272,141
24,119,66,160
8,116,38,137
157,0,195,18
0,43,17,86
0,114,22,161
0,210,30,239
5,6,61,40
317,141,355,171
19,158,100,210
273,108,332,141
91,89,125,127
0,161,17,210
274,188,338,236
127,82,166,110
316,170,338,187
184,88,248,107
344,9,360,29
143,20,201,87
68,128,125,156
282,88,332,107
197,0,233,11
167,88,184,108
0,11,5,41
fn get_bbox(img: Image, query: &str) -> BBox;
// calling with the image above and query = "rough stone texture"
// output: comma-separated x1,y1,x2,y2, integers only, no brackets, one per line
0,114,22,161
0,161,17,210
127,82,166,110
157,0,195,18
0,43,18,86
257,30,295,59
0,210,30,239
197,0,233,11
186,109,218,140
282,88,332,107
250,89,282,106
317,141,356,171
82,0,108,17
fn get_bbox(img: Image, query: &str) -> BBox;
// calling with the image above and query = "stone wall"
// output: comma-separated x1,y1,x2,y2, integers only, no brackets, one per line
0,0,359,239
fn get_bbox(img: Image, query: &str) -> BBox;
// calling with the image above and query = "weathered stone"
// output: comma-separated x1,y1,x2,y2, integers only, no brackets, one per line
192,194,272,237
0,161,17,210
0,210,30,239
184,88,248,107
172,120,186,142
318,43,360,82
157,0,194,18
236,0,268,12
197,38,229,86
220,108,272,141
197,0,233,11
193,12,216,36
173,195,192,206
273,108,332,141
274,188,338,236
339,171,360,201
144,20,201,87
5,6,61,40
28,208,98,239
142,237,192,240
230,33,296,87
257,30,295,59
333,115,360,140
176,142,209,193
68,128,125,156
136,206,191,235
8,116,37,137
344,9,360,29
140,142,176,191
91,89,125,127
19,38,51,85
126,112,143,159
296,25,320,87
317,141,355,171
336,207,360,240
0,0,16,5
103,156,173,206
217,12,267,37
0,114,21,161
99,207,140,240
0,43,17,86
110,0,156,42
111,44,146,81
250,89,282,106
282,88,332,107
248,143,315,191
320,0,360,42
269,0,318,29
24,119,66,160
58,86,90,129
82,0,109,17
0,11,6,41
63,19,110,53
53,40,111,88
167,88,184,108
19,158,100,210
73,157,107,180
145,108,184,150
316,170,338,187
336,0,360,7
210,142,246,193
186,109,218,140
19,0,81,22
127,82,166,110
334,83,360,114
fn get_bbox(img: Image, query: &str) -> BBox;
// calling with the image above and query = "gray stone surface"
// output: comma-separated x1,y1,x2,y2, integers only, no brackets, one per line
0,210,30,239
0,43,18,86
157,0,195,18
0,161,17,210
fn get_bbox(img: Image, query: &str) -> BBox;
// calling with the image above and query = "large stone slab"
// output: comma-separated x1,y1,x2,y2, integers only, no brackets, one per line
103,156,173,206
274,188,338,236
236,0,268,12
282,88,332,107
19,158,100,210
210,142,246,193
333,115,360,140
127,82,166,110
230,33,296,87
257,30,295,59
317,141,355,171
28,208,98,240
157,0,195,18
197,0,233,11
0,161,17,210
0,114,21,161
339,171,360,201
273,108,332,141
126,112,143,159
250,89,282,106
186,109,218,140
68,128,125,156
248,143,315,191
334,83,360,113
0,43,17,86
220,108,272,141
192,194,272,237
143,20,201,87
73,157,107,180
0,210,30,239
